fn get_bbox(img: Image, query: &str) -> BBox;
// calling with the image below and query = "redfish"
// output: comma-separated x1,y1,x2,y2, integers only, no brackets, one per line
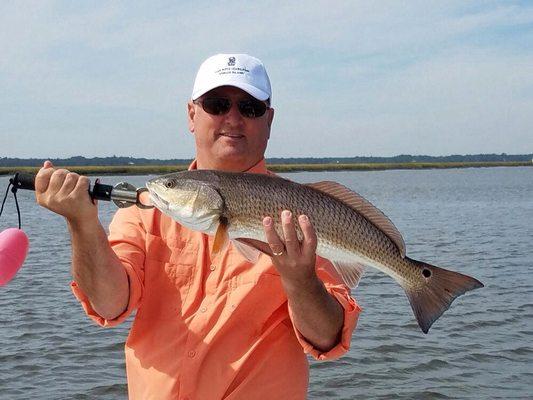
146,170,483,333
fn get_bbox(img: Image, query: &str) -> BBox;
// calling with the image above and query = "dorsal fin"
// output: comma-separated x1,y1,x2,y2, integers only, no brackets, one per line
306,181,406,257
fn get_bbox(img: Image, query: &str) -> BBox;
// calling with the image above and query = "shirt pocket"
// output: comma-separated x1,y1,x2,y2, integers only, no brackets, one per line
137,233,198,320
227,270,287,338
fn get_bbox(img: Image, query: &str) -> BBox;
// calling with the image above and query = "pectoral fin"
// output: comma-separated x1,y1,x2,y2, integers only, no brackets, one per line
212,221,229,256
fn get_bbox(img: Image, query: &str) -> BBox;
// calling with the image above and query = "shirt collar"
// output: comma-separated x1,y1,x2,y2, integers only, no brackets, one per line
188,158,272,175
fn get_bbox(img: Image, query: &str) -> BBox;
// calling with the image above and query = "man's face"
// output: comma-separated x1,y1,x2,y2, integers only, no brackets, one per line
187,86,274,172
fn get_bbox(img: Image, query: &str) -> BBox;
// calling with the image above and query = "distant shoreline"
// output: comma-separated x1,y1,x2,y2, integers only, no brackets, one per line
0,161,531,176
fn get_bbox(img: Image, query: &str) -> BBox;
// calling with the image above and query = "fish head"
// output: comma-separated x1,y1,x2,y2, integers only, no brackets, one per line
146,172,224,234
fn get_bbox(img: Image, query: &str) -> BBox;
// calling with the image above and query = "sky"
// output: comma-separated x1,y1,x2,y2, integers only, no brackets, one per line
1,1,532,159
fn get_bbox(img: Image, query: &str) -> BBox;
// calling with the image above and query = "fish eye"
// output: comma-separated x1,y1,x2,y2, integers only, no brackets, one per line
165,179,177,189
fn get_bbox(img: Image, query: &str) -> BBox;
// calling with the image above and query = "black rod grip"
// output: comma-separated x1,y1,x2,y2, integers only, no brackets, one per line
91,180,114,201
11,172,36,191
9,172,113,203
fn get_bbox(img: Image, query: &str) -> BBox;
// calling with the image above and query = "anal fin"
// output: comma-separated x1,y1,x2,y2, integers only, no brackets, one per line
331,260,366,288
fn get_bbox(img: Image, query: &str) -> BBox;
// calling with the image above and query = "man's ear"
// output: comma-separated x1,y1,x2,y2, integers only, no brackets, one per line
187,101,196,133
267,107,274,135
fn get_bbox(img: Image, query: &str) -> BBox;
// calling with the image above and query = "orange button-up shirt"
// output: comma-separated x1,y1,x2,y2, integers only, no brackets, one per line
72,159,360,400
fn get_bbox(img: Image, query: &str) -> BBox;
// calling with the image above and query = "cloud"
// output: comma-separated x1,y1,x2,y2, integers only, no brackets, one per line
0,1,531,158
269,46,533,157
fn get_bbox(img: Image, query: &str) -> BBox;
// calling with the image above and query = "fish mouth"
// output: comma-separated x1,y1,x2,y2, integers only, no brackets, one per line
147,188,169,210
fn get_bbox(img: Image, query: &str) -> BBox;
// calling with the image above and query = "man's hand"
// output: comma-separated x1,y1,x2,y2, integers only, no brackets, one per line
262,210,344,352
262,210,317,287
35,160,98,226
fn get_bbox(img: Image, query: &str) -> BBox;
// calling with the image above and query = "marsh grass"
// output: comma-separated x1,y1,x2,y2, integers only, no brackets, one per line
0,161,531,177
0,165,190,176
269,161,532,172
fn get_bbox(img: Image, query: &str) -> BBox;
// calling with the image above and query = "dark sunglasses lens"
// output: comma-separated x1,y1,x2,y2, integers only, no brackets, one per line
238,99,267,118
201,98,231,115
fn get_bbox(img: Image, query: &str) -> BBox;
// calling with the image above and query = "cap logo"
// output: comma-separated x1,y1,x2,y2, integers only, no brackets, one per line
228,57,236,66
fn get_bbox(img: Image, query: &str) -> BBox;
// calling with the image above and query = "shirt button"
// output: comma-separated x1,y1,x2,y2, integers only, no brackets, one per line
209,265,216,271
188,350,196,358
200,307,207,313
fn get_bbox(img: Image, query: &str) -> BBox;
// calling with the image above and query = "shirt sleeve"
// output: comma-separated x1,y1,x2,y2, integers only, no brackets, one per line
288,256,361,361
70,206,147,327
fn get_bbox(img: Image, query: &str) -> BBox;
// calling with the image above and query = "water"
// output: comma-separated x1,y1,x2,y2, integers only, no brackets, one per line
0,167,531,399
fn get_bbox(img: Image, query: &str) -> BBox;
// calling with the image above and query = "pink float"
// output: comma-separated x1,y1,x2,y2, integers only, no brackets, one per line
0,228,29,286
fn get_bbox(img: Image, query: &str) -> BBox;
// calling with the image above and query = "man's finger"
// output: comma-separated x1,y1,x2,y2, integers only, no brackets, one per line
262,216,285,257
47,169,69,195
298,214,317,258
35,168,53,194
70,176,93,203
281,210,300,257
57,172,80,197
36,160,55,193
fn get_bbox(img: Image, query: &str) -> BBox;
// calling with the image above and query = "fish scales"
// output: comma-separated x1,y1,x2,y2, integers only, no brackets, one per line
216,172,405,279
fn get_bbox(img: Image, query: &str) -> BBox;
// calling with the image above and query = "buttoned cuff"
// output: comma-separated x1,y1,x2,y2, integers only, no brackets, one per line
70,259,143,327
291,284,361,361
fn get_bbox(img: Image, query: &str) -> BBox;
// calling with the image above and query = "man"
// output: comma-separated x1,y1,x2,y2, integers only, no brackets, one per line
35,54,360,399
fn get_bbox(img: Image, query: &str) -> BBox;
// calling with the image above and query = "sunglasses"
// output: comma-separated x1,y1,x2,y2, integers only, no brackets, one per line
194,97,269,118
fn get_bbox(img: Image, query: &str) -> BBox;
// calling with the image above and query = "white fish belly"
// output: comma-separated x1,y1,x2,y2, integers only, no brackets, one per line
228,221,406,284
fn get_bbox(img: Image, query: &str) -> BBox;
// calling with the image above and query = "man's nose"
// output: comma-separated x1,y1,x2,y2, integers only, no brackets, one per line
222,102,244,126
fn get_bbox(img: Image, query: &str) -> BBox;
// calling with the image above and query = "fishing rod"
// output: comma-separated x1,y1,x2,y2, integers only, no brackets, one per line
0,172,152,286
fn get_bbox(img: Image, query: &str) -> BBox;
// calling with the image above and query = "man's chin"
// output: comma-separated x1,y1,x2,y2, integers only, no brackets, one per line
211,150,249,171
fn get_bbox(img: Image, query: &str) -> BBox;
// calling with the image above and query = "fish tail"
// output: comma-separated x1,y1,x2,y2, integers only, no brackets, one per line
403,257,484,333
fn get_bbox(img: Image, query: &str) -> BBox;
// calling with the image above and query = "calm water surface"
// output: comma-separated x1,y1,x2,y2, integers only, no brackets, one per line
0,167,531,399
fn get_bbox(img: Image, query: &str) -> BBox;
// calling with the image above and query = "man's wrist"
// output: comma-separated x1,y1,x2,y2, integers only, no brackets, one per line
67,215,102,237
281,271,323,297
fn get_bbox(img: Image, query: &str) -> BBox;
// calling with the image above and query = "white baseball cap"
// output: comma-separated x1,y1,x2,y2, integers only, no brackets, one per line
191,53,272,102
